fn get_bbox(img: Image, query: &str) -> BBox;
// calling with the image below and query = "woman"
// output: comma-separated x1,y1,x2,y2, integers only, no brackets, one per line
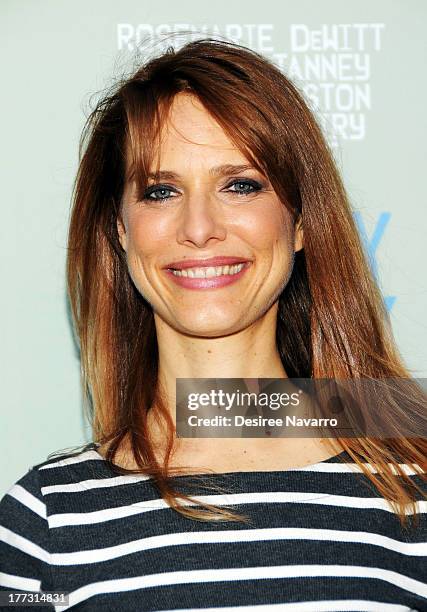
0,38,426,611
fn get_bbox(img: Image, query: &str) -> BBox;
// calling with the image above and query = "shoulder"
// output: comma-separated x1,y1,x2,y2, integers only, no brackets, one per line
0,443,103,524
0,443,109,591
32,442,103,472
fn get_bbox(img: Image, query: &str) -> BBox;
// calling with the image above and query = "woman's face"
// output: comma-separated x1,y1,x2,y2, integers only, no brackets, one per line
118,92,303,337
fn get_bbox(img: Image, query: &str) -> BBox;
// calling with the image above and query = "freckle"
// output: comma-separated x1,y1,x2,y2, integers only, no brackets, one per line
207,350,212,354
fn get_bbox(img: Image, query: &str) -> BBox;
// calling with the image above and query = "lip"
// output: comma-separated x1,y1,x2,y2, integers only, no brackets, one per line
164,256,251,270
164,261,252,290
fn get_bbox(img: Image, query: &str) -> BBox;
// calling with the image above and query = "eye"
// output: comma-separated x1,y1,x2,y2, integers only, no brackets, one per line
141,178,263,202
142,184,178,201
225,179,263,196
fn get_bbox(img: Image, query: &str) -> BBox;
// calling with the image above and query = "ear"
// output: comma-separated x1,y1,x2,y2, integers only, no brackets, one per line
294,214,304,253
116,216,128,252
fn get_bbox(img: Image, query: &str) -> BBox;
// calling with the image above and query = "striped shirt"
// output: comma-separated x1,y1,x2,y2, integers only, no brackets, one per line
0,442,426,611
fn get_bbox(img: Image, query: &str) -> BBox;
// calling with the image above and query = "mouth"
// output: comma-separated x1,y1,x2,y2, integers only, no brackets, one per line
164,256,252,270
164,261,252,290
168,262,246,278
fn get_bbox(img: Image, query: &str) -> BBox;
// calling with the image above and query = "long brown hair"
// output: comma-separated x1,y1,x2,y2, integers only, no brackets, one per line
66,37,426,528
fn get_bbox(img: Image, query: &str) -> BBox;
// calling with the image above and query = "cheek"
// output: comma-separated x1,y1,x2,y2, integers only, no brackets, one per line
125,215,167,262
123,215,174,302
121,223,156,295
248,206,293,255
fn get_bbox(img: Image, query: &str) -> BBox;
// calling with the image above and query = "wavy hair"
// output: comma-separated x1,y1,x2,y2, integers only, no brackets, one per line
66,37,426,528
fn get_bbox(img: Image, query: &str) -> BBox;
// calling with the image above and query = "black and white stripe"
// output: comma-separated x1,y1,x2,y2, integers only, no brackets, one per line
1,443,426,611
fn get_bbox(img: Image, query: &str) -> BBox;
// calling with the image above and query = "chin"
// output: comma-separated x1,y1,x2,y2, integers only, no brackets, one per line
177,316,244,338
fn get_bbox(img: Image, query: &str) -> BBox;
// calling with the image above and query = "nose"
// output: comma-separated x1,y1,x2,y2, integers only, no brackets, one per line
175,190,227,248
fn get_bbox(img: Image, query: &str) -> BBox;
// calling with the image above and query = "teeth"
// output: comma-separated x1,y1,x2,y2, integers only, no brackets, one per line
171,263,246,278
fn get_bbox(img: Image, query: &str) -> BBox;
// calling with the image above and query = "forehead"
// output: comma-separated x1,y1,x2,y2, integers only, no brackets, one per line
155,93,245,163
164,92,232,142
123,92,257,187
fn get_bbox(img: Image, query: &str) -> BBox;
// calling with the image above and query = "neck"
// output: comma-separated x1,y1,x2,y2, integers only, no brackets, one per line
154,304,287,420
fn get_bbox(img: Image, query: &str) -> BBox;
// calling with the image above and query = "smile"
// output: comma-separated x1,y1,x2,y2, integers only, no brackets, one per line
170,263,245,278
164,262,251,290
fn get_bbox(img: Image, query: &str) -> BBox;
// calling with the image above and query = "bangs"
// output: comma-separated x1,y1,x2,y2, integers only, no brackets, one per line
120,75,300,216
122,82,175,203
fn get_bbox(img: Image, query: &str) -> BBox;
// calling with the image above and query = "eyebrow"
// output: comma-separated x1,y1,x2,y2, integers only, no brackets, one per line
146,164,259,181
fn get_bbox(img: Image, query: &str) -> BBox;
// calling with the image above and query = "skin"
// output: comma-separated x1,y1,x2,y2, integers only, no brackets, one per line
115,92,339,473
